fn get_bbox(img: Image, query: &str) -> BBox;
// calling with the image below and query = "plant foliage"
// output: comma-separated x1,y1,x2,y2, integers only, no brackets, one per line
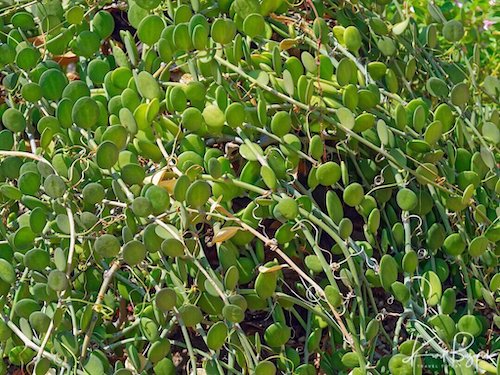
0,0,498,374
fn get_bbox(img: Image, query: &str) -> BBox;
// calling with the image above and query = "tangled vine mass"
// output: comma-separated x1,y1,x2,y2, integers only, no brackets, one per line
0,0,498,374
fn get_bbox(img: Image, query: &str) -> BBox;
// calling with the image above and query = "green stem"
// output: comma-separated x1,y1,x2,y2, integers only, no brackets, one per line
458,257,474,315
174,309,198,375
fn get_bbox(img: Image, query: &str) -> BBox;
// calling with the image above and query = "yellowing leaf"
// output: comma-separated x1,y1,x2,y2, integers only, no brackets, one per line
279,38,299,51
211,226,241,244
392,18,410,35
258,264,288,273
158,179,176,194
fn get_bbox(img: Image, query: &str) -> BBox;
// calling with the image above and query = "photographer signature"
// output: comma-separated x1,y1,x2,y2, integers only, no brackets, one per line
403,332,498,373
